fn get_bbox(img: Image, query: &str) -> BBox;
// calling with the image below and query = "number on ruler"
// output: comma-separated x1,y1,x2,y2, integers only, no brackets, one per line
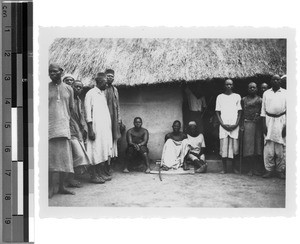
5,99,11,104
2,5,8,18
4,146,11,152
4,122,11,128
5,170,11,176
5,76,11,80
4,52,11,57
5,218,11,225
4,194,11,201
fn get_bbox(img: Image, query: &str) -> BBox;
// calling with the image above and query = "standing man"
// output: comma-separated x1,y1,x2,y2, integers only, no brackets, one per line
215,79,242,174
85,73,113,183
48,63,75,197
104,69,122,173
124,117,151,173
68,80,91,187
261,75,286,179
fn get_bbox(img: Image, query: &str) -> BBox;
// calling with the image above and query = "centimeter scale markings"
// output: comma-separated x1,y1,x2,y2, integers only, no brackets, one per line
2,1,33,243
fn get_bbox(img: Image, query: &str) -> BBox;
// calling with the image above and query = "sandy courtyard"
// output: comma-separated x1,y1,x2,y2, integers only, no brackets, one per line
49,167,285,208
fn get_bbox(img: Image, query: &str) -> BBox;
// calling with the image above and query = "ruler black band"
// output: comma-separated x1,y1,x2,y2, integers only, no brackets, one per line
2,1,33,242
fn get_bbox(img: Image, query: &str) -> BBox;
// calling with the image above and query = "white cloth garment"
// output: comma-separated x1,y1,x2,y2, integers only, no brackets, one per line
215,93,242,139
85,87,113,165
187,133,206,161
161,139,189,169
261,88,286,145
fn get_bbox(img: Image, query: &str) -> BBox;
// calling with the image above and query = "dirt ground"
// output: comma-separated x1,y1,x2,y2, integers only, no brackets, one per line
49,164,285,208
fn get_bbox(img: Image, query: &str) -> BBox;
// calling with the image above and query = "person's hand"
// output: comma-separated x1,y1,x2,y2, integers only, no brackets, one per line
132,143,139,151
221,124,230,131
136,144,141,151
88,129,95,141
224,124,235,131
282,125,286,138
231,124,238,131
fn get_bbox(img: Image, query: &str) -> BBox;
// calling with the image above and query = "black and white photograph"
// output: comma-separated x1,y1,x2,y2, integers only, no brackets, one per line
45,37,288,208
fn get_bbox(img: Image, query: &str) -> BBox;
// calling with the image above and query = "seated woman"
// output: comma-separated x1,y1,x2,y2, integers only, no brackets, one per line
185,121,207,173
161,120,188,170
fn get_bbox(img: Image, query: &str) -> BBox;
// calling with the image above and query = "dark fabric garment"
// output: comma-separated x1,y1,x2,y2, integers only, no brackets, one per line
126,145,149,158
242,120,263,157
241,95,263,157
242,95,262,121
105,86,121,140
70,96,87,141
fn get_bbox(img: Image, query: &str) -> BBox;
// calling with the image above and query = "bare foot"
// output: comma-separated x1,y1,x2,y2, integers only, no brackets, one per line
247,170,253,176
220,170,227,174
123,168,129,173
68,179,82,188
58,187,75,195
145,168,151,174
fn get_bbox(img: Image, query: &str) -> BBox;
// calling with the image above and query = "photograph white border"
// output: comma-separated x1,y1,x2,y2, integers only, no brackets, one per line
38,26,296,218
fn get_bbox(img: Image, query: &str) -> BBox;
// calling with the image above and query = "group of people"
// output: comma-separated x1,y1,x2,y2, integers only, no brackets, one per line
49,61,287,198
160,76,286,180
49,64,125,197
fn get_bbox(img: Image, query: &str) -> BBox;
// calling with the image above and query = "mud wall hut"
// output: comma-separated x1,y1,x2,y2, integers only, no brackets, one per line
49,38,286,160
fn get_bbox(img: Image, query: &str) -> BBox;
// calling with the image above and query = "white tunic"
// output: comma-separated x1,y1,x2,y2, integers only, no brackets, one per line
85,87,113,165
261,88,286,145
215,93,242,139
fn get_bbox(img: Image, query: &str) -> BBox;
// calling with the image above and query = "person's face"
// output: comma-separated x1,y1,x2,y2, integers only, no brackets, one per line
106,73,114,85
49,67,63,82
224,80,233,92
96,77,107,90
72,82,83,96
172,122,181,133
134,119,142,129
248,83,257,95
189,125,197,134
271,77,281,90
64,77,74,86
261,83,268,93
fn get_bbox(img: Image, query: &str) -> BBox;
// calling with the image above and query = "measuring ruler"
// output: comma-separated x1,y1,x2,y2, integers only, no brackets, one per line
2,1,33,242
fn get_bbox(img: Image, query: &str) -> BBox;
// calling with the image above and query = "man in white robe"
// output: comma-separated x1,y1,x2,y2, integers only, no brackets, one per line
261,75,286,179
85,73,113,183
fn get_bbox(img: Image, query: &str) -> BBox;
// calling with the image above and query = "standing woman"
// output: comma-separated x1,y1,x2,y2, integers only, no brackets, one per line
49,64,75,198
241,82,263,176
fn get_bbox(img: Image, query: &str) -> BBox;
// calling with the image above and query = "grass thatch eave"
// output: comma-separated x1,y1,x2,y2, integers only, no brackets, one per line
49,38,286,87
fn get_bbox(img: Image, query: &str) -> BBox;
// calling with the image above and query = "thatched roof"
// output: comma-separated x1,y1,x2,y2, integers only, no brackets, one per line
49,38,286,87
